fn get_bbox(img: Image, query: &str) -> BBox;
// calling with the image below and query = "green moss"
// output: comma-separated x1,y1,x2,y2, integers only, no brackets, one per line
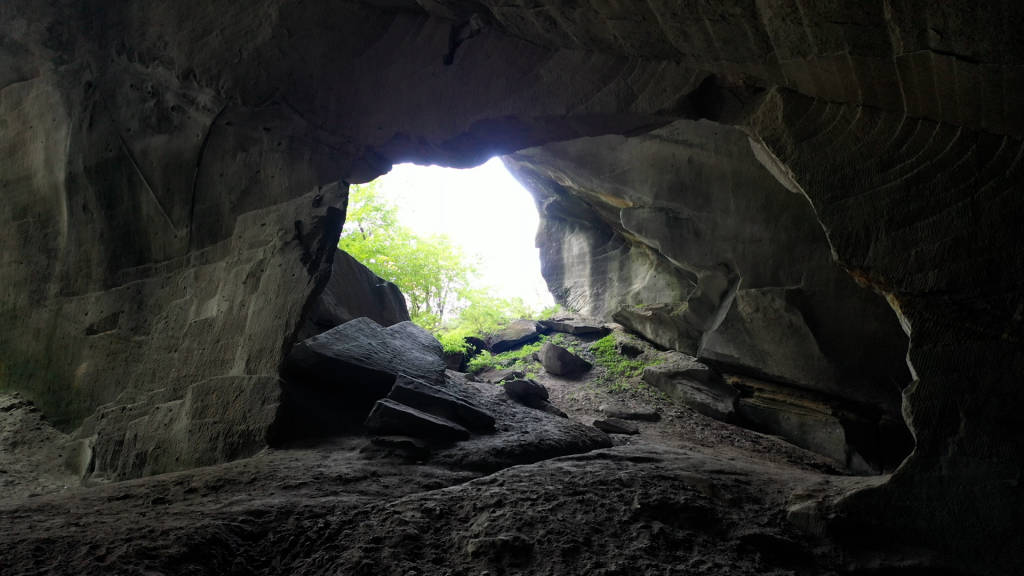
438,332,472,355
588,334,662,393
466,339,545,375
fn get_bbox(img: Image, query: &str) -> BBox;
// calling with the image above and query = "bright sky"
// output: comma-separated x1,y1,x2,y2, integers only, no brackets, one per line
370,157,555,310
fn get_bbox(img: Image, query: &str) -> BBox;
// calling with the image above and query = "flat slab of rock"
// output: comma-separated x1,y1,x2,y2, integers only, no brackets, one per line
388,375,495,432
539,342,592,378
599,405,661,422
593,418,640,435
642,352,737,421
487,319,544,353
364,399,470,442
539,317,609,336
287,317,446,392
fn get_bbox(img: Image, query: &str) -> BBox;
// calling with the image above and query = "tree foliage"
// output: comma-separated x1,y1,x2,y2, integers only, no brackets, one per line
338,181,556,344
339,182,475,332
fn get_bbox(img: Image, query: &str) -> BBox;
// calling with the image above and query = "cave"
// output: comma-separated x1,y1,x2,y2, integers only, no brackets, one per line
1,2,1022,575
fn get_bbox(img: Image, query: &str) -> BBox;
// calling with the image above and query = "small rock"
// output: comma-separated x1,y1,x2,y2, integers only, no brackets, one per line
593,418,640,435
364,399,470,441
599,405,661,422
503,379,549,404
486,369,525,384
504,379,567,418
539,342,592,378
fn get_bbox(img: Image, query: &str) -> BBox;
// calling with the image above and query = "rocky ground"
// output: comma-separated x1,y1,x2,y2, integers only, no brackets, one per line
0,326,915,575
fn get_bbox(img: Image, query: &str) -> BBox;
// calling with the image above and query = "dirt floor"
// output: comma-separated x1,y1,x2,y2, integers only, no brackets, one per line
0,335,903,575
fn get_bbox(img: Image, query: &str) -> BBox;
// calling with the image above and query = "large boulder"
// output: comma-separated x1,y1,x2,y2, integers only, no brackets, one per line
641,352,737,422
295,250,410,341
538,342,592,378
286,318,446,390
487,320,545,353
279,318,446,438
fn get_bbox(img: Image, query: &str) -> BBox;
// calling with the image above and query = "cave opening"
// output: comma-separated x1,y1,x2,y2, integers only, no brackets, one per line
276,123,915,477
338,156,555,335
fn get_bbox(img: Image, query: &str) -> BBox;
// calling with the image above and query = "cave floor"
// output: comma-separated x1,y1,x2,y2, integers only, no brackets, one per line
0,375,889,576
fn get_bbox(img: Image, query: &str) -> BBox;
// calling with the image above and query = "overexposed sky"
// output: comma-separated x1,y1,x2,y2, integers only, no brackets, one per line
368,157,554,310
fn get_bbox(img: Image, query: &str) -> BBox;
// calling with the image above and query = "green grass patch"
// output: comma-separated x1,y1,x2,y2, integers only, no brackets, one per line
466,339,545,375
589,334,662,393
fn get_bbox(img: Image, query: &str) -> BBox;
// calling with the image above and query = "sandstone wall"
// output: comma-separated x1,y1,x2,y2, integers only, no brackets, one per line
1,0,1022,571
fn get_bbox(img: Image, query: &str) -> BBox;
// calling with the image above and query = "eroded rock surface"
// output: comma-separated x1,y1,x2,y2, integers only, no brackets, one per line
1,0,1022,572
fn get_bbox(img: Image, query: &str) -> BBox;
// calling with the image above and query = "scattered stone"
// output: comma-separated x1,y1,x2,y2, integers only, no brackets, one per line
388,375,495,432
539,342,592,378
642,352,737,421
487,319,544,353
599,405,661,422
503,379,549,404
364,399,470,442
502,379,567,417
485,369,525,384
593,418,640,435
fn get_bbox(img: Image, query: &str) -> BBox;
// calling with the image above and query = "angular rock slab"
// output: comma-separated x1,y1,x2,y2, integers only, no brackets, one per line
539,316,609,336
487,319,544,353
593,418,640,435
642,352,737,421
503,378,566,417
539,342,592,378
287,317,446,392
388,375,495,432
364,399,470,442
296,250,410,341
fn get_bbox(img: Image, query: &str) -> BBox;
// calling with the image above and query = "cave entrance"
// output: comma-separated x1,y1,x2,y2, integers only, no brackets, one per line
284,122,914,477
339,156,555,336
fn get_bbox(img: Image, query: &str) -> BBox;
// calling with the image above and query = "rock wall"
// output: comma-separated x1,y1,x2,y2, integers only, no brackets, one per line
0,0,704,479
506,120,913,471
1,0,1022,572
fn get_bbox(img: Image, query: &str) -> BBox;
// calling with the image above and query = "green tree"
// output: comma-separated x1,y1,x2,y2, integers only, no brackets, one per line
339,181,553,344
339,182,475,332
